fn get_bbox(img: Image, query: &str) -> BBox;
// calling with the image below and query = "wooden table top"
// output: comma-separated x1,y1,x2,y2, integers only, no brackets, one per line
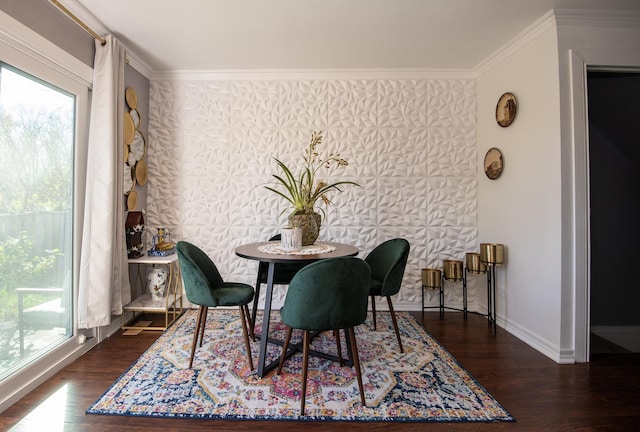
235,241,359,263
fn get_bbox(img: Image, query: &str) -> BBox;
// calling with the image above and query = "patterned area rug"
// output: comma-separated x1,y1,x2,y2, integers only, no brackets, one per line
87,309,514,422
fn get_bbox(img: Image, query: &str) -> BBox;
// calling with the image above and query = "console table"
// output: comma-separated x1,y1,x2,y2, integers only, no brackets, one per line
123,254,183,331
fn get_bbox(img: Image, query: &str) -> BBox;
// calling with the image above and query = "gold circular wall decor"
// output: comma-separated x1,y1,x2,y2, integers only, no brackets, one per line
484,147,504,180
127,189,138,210
124,112,135,145
125,87,138,110
495,92,517,127
135,159,148,185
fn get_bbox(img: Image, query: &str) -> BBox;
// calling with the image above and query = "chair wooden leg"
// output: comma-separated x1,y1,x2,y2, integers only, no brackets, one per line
370,295,377,330
251,276,261,335
277,327,293,374
190,306,205,368
386,296,403,353
244,304,255,341
301,330,310,415
199,306,208,347
238,305,254,371
333,330,343,366
347,327,366,407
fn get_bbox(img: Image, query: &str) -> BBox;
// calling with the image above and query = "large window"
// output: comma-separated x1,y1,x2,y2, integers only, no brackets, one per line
0,13,91,408
0,63,75,379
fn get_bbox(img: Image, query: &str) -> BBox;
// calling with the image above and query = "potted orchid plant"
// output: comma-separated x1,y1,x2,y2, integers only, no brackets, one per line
265,131,359,245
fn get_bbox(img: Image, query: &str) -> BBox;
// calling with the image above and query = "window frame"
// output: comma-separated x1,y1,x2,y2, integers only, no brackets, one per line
0,9,94,413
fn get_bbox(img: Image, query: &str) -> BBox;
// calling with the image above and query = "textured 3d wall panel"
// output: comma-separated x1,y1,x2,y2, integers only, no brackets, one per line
147,78,479,310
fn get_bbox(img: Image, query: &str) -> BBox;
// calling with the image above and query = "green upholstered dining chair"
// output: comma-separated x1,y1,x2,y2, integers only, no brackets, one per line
250,234,307,332
276,257,371,415
365,238,410,353
176,241,255,370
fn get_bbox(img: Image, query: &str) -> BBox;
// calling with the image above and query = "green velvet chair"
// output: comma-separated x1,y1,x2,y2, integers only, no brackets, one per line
365,238,410,353
176,241,255,370
276,257,371,415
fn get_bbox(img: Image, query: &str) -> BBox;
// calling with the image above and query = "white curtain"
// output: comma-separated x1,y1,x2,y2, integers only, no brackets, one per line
78,35,130,329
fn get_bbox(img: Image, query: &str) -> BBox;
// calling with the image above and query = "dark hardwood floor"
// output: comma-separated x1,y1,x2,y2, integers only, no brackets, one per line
1,311,639,431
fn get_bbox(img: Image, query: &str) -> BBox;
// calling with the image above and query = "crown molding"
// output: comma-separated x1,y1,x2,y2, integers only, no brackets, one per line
554,8,640,28
474,8,640,77
474,9,557,77
150,68,476,82
125,52,153,79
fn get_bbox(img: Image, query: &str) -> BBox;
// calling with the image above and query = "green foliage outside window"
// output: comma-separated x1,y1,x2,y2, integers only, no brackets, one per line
0,232,60,322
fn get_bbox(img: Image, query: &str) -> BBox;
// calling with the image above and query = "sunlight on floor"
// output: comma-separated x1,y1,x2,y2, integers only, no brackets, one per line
9,384,68,432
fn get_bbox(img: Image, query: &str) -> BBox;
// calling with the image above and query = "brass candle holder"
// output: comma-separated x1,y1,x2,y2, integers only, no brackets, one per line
443,259,463,281
422,268,441,289
465,252,487,274
480,243,504,265
442,259,467,318
478,243,505,331
421,268,444,318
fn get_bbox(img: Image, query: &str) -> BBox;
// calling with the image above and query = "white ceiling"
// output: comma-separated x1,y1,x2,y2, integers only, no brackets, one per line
70,0,640,72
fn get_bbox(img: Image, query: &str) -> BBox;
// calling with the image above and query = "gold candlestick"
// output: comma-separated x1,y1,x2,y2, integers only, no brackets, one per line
478,243,505,331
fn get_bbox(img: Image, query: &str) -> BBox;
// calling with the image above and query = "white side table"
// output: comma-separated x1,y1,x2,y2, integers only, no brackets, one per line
123,254,183,331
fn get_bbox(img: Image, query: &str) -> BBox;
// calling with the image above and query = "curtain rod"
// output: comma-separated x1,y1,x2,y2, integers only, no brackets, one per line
50,0,106,46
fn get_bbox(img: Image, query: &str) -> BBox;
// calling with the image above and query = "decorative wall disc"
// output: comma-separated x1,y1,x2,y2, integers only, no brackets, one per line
124,112,135,145
484,147,504,180
495,92,517,127
127,189,138,210
135,159,148,186
125,87,138,110
130,130,146,162
127,152,137,167
124,164,134,192
129,108,140,128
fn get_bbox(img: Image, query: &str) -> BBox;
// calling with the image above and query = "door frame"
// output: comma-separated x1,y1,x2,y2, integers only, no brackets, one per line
569,49,640,363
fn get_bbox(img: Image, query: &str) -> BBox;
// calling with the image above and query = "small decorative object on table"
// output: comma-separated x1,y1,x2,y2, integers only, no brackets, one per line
125,211,145,258
264,131,360,245
280,227,302,252
148,227,176,256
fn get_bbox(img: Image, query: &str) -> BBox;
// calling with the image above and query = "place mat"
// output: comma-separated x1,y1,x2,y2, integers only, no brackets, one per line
258,242,336,255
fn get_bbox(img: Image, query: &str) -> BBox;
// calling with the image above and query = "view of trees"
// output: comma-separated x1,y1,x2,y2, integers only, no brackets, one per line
0,83,73,213
0,64,74,368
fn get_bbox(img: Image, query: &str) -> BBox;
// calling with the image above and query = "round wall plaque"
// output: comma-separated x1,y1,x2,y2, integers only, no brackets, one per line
495,92,517,127
484,147,504,180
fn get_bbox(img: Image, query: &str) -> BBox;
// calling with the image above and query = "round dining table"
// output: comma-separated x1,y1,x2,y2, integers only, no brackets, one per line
235,241,359,377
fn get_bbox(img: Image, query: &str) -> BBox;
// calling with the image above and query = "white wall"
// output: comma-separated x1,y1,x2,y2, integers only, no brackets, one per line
145,76,479,311
474,9,640,364
477,18,564,361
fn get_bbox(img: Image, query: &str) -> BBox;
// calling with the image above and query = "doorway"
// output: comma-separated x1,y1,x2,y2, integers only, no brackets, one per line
587,71,640,358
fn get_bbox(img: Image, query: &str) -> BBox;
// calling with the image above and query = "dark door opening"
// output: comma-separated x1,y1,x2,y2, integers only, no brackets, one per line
587,71,640,359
